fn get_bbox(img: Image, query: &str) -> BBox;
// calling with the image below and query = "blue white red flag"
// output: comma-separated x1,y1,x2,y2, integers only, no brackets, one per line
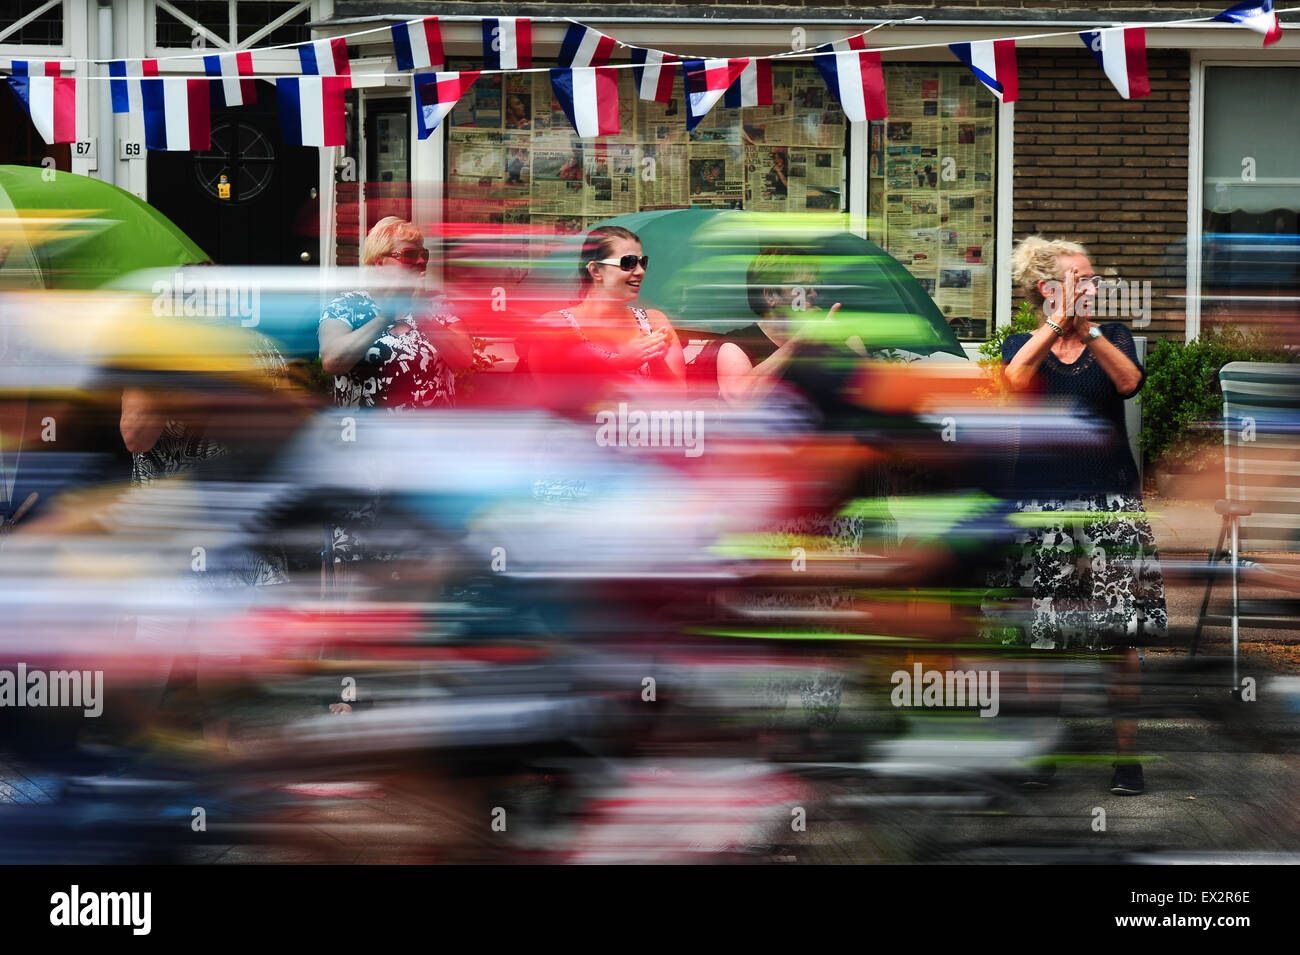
723,58,772,108
109,59,159,114
630,48,678,103
948,39,1018,102
483,17,532,70
141,78,211,151
8,71,78,144
299,37,350,76
10,60,65,77
276,76,347,147
682,58,750,131
814,37,887,122
204,52,256,108
558,23,616,68
1079,27,1150,100
392,17,444,71
414,71,479,140
550,67,620,138
1213,1,1283,46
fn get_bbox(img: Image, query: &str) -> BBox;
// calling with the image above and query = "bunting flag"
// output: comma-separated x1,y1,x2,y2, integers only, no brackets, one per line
630,48,678,103
9,60,65,77
203,52,256,108
141,78,211,151
1079,27,1150,100
814,42,887,122
298,37,350,76
558,23,617,68
550,67,620,138
1213,0,1283,46
414,70,479,140
723,58,772,108
7,73,78,144
392,17,444,71
682,58,750,131
948,39,1019,102
277,76,347,147
483,17,533,70
109,59,160,115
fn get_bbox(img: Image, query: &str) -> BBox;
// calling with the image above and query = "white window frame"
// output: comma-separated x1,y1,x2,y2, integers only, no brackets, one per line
0,0,67,54
1188,48,1300,342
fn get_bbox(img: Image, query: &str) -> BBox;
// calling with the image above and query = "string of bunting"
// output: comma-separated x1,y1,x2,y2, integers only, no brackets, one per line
2,1,1286,149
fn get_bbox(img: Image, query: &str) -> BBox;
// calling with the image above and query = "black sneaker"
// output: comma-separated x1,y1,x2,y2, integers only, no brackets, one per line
1109,762,1145,795
1020,762,1057,790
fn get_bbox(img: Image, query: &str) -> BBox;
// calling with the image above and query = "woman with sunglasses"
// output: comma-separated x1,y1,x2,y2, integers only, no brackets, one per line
318,216,474,410
529,226,685,394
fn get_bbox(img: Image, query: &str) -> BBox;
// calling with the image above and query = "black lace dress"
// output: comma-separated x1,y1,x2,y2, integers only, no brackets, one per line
983,322,1168,649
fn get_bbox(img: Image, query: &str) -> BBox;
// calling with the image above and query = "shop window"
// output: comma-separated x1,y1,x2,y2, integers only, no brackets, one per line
872,66,998,342
154,0,309,50
1201,66,1300,340
442,60,995,339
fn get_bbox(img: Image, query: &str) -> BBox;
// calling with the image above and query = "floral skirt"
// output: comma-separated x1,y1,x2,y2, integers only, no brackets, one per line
982,493,1168,650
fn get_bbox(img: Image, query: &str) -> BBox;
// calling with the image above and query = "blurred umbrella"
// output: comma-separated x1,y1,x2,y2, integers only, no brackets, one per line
534,209,965,358
0,165,208,289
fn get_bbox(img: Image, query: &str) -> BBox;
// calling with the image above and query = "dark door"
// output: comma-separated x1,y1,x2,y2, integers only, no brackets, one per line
147,80,319,265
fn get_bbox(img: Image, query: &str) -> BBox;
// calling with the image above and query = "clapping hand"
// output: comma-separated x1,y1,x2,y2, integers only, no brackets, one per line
613,328,671,369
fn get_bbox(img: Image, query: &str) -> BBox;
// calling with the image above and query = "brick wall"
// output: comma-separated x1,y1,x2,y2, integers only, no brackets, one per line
1012,51,1190,341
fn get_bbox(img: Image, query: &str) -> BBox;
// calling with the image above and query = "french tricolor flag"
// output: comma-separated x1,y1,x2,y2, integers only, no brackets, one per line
1214,0,1283,46
483,17,532,70
948,39,1018,102
814,39,887,122
141,78,211,151
550,67,620,139
630,49,678,103
7,71,78,144
109,59,159,115
392,17,444,71
558,24,616,69
277,76,347,147
723,58,772,108
414,71,479,140
204,52,256,108
10,60,65,77
1079,27,1150,100
299,37,350,77
682,58,750,131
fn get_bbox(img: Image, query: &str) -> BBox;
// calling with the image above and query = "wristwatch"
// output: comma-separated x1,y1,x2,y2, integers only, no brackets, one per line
1045,319,1064,337
1086,325,1103,342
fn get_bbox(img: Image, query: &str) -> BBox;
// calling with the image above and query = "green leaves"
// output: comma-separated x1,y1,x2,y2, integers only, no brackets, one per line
1138,325,1295,472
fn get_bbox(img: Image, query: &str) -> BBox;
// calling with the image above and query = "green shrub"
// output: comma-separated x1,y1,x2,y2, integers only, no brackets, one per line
975,300,1039,398
1139,325,1296,472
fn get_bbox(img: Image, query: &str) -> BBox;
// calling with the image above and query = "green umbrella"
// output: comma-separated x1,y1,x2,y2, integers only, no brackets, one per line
0,165,208,289
547,209,965,358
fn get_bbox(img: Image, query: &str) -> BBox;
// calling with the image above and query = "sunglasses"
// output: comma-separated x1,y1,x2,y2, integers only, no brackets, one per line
387,249,430,266
594,255,649,272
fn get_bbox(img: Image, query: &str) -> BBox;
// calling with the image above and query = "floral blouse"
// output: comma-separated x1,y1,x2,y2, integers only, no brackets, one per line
319,290,462,410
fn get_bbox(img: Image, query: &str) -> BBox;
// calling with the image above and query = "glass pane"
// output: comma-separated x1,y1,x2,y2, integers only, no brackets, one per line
155,1,229,49
872,66,999,341
0,0,64,45
1201,66,1300,339
236,0,309,48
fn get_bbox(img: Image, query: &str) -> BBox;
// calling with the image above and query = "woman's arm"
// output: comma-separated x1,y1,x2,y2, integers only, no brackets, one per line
1003,324,1058,393
716,303,842,405
645,310,686,387
1082,323,1144,398
318,313,392,376
418,314,476,372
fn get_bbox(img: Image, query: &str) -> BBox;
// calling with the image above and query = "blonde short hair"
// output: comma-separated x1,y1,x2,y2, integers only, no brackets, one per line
1010,234,1089,304
362,216,424,267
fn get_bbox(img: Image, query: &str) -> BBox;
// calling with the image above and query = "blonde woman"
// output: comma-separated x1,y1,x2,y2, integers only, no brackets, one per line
319,216,474,410
987,235,1167,796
